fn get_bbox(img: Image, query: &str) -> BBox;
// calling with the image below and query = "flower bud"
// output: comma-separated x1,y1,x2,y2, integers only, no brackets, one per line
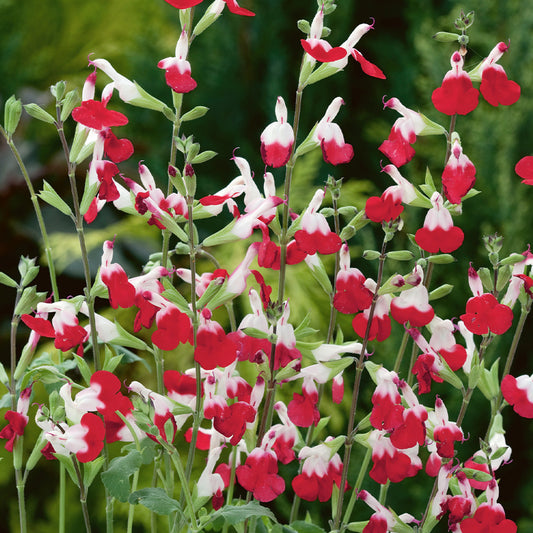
60,89,81,122
50,81,66,101
23,103,56,125
433,31,461,43
4,95,23,136
363,250,381,260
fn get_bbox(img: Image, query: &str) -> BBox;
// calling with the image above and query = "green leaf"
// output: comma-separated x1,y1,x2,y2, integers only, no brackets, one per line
192,150,217,164
39,181,74,217
23,103,55,125
84,456,105,489
54,454,79,487
102,451,143,502
181,105,209,122
0,272,18,288
128,487,181,516
208,501,277,529
290,521,326,533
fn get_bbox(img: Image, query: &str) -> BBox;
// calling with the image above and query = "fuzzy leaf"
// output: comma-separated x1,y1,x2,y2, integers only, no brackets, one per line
101,451,143,502
128,487,182,515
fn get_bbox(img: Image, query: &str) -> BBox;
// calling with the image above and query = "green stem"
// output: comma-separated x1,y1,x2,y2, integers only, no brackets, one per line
333,235,389,530
158,439,198,530
341,447,372,528
15,468,27,533
392,329,410,374
59,463,66,533
290,192,341,522
72,458,92,533
55,111,101,369
254,84,306,455
0,125,60,299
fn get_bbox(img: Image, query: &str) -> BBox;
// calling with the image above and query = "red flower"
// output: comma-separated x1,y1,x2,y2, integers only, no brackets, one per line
72,99,128,130
260,97,294,168
194,310,237,370
459,504,516,533
460,293,513,336
163,0,254,16
515,156,533,185
415,192,464,254
479,42,520,107
236,448,285,502
501,374,533,418
432,52,479,115
441,139,476,204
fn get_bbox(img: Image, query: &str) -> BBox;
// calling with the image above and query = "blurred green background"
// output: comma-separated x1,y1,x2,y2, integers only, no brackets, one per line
1,0,533,531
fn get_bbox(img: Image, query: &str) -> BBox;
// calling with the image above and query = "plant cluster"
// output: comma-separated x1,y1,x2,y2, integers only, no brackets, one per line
1,2,532,532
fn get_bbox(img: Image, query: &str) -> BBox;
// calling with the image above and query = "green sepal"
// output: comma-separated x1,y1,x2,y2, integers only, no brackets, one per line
181,106,209,122
39,180,74,218
24,103,56,124
84,456,105,489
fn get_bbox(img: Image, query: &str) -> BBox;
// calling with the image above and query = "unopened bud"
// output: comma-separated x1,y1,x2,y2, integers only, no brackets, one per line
363,250,381,261
433,31,461,43
50,81,66,101
23,103,56,125
60,89,81,122
4,95,23,136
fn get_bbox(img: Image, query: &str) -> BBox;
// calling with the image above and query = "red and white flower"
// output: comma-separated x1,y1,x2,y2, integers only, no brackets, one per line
441,138,476,205
476,42,521,107
365,164,416,223
158,30,197,94
432,52,479,115
260,97,294,167
415,192,464,254
314,97,354,165
300,7,347,63
292,438,347,502
294,189,342,255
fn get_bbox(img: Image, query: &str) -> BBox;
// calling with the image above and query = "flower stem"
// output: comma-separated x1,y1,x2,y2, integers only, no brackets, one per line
333,235,389,530
55,111,101,369
72,458,92,533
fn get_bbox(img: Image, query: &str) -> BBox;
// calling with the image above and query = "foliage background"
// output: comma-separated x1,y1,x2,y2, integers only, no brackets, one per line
1,0,533,530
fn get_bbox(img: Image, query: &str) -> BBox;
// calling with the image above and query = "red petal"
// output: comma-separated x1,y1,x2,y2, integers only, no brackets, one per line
515,156,533,185
224,0,255,16
300,39,347,62
431,75,479,115
352,49,386,79
164,0,203,7
320,138,354,165
480,67,520,106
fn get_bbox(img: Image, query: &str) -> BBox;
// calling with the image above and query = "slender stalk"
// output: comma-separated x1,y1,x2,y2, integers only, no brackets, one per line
183,195,202,483
392,329,410,374
341,447,372,528
15,466,27,533
59,462,66,533
0,125,59,299
158,438,198,530
333,235,389,530
255,83,306,452
72,458,92,533
290,190,341,522
55,110,101,369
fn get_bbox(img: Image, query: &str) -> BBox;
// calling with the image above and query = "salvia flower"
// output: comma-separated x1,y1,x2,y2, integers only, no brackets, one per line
0,386,32,452
432,51,479,115
315,97,354,165
501,373,533,418
477,42,521,107
294,188,342,255
458,479,517,533
158,30,197,93
300,7,347,63
260,97,294,168
442,138,476,204
415,192,464,253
